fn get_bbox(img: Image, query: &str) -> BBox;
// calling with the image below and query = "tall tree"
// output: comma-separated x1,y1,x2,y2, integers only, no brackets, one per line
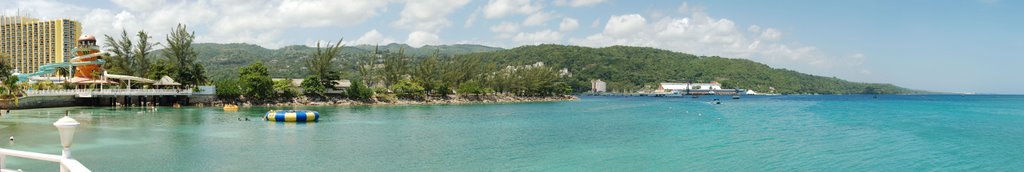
134,30,157,77
0,57,22,107
412,50,441,94
55,67,70,80
306,38,344,90
102,30,134,74
356,45,380,86
163,24,207,86
382,48,408,87
0,55,11,81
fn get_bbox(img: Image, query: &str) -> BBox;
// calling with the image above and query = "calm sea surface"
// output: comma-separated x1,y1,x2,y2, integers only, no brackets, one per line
1,95,1022,171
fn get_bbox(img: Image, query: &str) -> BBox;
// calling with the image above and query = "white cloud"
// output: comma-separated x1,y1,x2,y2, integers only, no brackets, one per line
111,0,167,12
603,14,647,37
352,29,396,45
394,0,471,32
523,11,556,26
760,28,781,41
274,0,391,27
570,12,860,75
112,11,138,30
559,17,579,31
407,31,441,48
65,0,392,48
553,0,606,7
490,22,520,33
483,0,542,19
513,30,563,45
747,25,762,33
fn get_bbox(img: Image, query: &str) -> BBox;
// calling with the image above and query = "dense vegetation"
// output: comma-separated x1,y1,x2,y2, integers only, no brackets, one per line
200,38,569,102
189,43,502,80
459,45,917,94
0,56,23,106
102,24,207,87
188,43,914,95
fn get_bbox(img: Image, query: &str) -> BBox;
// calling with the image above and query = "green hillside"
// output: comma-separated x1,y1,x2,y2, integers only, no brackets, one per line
190,43,503,80
188,43,915,94
457,44,916,94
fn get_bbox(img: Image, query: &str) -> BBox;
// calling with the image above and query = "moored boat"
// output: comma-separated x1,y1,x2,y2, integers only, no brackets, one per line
223,104,239,111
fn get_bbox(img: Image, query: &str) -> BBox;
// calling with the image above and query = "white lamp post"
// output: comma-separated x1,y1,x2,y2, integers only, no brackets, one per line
53,116,80,159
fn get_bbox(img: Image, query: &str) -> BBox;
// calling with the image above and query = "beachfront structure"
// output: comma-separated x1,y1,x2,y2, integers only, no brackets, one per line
0,16,81,73
657,81,723,92
591,79,607,92
656,81,750,95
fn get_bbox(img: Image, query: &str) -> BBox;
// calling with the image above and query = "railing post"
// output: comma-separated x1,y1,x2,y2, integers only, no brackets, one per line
60,147,71,172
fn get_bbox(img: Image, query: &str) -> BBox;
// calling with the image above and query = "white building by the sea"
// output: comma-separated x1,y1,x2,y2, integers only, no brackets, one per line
655,81,757,95
591,79,607,93
657,82,723,92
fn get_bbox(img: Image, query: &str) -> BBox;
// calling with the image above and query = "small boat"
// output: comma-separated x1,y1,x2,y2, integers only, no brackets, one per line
265,110,319,122
732,95,740,99
223,104,239,111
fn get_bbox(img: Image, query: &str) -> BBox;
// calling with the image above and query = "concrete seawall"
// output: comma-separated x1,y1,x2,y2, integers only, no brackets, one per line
2,95,194,109
1,96,77,109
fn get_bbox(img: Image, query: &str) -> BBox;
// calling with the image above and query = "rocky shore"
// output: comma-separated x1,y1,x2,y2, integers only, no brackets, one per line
203,95,578,107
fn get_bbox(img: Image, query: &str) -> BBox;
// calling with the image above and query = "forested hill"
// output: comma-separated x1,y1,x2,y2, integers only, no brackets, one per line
189,43,915,94
458,44,917,94
190,43,502,80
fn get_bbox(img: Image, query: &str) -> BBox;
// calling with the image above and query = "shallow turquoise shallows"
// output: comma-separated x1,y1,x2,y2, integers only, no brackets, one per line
1,95,1023,171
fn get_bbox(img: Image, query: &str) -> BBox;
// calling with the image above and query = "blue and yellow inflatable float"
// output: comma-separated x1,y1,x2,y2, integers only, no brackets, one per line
265,110,319,122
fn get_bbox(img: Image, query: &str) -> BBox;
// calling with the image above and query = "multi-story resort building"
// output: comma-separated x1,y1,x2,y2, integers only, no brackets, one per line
0,16,81,73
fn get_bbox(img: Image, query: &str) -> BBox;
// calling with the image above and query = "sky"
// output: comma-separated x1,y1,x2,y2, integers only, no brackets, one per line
2,0,1022,94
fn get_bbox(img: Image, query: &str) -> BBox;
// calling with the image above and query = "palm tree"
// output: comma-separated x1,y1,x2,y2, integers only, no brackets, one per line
1,77,22,109
56,67,70,80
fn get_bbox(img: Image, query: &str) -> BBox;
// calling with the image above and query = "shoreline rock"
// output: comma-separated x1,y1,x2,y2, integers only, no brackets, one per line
207,95,578,107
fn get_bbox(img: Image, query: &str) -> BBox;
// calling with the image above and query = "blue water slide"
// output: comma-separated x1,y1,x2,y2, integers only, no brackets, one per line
14,52,107,82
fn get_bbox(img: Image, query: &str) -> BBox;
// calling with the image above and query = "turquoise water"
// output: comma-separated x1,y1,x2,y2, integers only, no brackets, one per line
1,95,1023,171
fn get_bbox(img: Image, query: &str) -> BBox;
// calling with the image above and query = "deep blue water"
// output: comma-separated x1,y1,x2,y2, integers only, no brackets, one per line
1,95,1022,171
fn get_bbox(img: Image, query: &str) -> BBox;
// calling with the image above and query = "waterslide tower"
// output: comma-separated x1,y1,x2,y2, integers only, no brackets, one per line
71,35,103,79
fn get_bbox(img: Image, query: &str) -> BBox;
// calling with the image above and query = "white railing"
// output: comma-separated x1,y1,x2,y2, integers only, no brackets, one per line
0,149,89,172
0,116,90,172
25,89,192,97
